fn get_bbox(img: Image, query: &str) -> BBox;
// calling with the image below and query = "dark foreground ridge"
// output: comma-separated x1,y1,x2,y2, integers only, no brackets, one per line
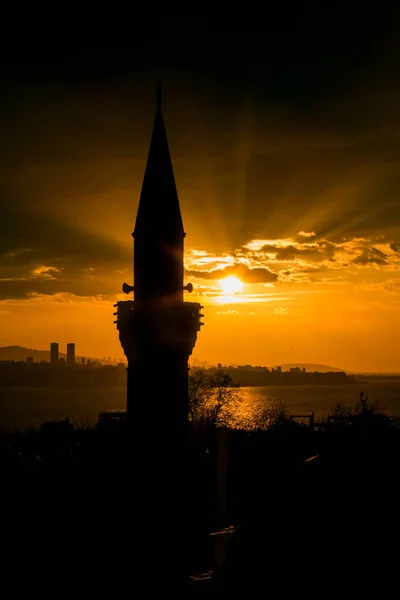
2,412,400,594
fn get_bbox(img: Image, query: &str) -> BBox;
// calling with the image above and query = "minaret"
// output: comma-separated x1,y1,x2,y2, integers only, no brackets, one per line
115,82,203,432
114,85,203,588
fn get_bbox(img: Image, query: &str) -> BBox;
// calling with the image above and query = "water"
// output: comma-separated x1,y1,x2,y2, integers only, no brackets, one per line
237,381,400,427
0,381,399,433
0,386,127,433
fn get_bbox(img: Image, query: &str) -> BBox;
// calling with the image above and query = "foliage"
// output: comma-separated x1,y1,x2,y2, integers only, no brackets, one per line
72,416,95,431
189,371,304,431
329,392,390,429
188,369,241,428
188,369,210,424
251,402,304,431
330,402,353,421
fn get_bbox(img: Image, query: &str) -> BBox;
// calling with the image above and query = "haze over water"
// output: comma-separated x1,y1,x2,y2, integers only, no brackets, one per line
1,380,399,433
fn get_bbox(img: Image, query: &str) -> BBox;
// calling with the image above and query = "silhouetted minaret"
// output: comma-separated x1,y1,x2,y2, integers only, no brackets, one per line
116,83,202,421
114,85,203,589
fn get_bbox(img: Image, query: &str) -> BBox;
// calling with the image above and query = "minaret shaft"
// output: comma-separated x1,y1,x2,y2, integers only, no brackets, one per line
114,90,204,587
115,90,204,430
133,236,184,303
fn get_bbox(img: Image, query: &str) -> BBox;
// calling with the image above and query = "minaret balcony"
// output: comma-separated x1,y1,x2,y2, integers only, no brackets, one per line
114,299,204,361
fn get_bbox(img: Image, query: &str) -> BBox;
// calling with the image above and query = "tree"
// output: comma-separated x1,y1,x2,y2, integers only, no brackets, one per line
251,402,293,431
188,368,210,423
188,369,240,428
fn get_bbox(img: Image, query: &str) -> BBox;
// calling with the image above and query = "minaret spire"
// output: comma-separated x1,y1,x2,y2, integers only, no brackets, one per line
156,76,162,109
133,79,184,303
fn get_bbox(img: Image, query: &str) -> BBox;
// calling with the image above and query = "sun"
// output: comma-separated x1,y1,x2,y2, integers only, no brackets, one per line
219,276,244,295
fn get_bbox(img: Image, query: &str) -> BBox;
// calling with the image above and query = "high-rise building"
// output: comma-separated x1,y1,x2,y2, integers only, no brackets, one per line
50,342,59,365
66,343,75,365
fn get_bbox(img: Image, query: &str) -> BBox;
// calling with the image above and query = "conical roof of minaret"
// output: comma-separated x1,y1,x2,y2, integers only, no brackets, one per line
134,86,184,238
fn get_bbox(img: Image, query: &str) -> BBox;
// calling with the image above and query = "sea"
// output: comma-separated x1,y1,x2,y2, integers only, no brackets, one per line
1,380,400,433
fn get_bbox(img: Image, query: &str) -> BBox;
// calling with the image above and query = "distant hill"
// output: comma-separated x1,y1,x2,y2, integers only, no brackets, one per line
271,363,345,373
0,345,110,365
0,346,54,363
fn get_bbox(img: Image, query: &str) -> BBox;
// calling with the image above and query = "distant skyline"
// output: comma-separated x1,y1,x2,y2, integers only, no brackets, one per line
1,16,400,372
1,345,400,375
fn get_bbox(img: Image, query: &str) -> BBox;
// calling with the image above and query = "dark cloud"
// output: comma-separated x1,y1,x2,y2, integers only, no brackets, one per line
390,242,400,253
260,243,336,262
0,204,130,300
186,264,278,284
0,276,120,301
352,247,388,266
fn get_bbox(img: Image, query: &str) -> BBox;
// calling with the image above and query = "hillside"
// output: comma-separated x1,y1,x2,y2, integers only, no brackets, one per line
0,346,54,362
271,363,344,373
0,345,106,364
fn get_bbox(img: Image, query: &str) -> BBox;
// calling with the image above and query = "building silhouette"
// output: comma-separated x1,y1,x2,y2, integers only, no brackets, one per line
50,342,59,365
114,84,204,587
115,85,204,425
66,343,75,365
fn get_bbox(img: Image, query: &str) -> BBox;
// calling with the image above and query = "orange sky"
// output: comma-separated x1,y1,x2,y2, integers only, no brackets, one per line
1,23,400,372
1,230,399,371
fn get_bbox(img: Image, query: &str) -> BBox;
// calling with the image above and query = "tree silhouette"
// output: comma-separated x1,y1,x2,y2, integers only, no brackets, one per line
188,369,210,422
188,369,240,427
